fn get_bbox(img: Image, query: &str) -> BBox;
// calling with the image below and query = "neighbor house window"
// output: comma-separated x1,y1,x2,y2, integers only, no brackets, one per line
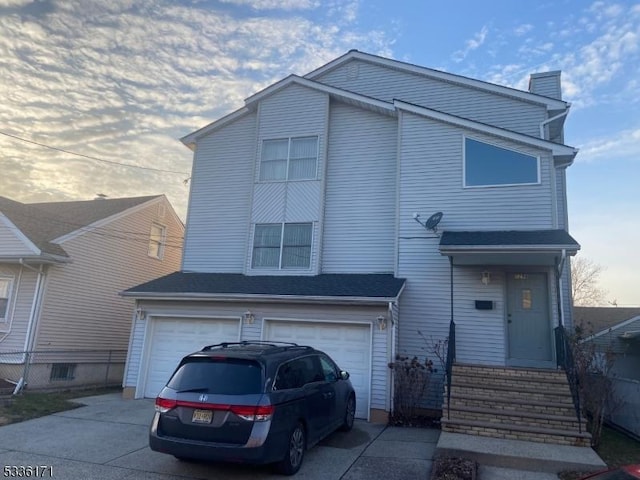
259,136,318,181
50,363,76,381
0,277,12,321
148,223,166,259
464,137,539,187
252,223,312,269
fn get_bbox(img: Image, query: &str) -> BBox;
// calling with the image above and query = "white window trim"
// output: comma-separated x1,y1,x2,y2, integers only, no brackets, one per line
148,223,167,260
462,135,541,189
258,136,319,183
0,276,14,323
251,222,314,271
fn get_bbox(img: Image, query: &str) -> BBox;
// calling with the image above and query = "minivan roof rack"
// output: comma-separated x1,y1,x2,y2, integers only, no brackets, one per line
202,340,300,351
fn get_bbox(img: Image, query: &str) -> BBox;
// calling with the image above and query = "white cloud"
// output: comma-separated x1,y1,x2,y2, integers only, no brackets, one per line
514,23,533,36
0,0,394,217
218,0,320,10
575,128,640,163
452,25,489,62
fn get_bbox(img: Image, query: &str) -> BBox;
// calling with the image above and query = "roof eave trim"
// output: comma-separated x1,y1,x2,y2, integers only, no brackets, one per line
394,100,577,157
180,107,252,148
586,315,640,340
305,50,569,110
244,75,395,114
439,245,580,253
120,291,400,305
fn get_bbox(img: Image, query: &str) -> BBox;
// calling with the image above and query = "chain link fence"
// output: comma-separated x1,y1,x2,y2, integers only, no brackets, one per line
0,349,127,394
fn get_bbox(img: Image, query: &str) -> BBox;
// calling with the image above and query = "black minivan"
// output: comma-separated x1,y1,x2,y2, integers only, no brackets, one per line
149,341,356,475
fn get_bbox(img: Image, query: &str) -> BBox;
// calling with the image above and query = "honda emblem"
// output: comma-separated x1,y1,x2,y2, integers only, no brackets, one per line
199,394,208,403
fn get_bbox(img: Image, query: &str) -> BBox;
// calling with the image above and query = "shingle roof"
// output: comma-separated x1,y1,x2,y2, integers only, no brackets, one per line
440,229,579,248
0,195,161,258
573,307,640,335
124,272,406,301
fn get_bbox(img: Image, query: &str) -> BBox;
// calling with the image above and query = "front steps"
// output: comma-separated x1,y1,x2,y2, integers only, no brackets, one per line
441,363,591,447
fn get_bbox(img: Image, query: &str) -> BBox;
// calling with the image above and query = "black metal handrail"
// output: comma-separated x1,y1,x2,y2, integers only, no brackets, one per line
555,326,582,433
445,320,456,419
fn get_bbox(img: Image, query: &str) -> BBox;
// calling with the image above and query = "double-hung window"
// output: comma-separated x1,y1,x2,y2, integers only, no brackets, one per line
0,277,12,321
148,223,166,259
259,136,318,181
252,223,312,269
464,137,540,187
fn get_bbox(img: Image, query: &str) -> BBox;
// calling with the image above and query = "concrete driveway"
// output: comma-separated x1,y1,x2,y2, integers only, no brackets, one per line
0,393,438,480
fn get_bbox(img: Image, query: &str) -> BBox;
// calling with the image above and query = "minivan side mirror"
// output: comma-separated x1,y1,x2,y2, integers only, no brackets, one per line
340,370,350,381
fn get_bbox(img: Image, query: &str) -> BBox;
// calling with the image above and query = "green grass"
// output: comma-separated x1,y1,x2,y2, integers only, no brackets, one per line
596,426,640,468
0,387,121,426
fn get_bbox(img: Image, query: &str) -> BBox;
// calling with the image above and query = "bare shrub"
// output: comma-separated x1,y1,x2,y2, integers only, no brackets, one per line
389,355,433,423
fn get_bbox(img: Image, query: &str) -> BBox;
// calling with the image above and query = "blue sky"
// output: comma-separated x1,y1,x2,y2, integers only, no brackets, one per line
0,0,638,305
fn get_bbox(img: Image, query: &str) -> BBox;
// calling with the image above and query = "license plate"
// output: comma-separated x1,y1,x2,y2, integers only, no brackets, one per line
192,409,213,424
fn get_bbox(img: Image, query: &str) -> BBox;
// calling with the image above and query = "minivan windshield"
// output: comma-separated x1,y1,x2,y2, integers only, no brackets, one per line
167,358,263,395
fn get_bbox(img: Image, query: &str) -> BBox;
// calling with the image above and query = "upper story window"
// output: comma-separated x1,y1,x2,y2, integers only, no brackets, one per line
0,277,12,321
252,222,312,269
148,223,166,259
464,137,540,187
259,136,318,181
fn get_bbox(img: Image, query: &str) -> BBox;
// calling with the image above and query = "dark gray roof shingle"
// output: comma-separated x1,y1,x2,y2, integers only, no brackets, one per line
440,229,579,248
124,272,405,300
573,306,640,335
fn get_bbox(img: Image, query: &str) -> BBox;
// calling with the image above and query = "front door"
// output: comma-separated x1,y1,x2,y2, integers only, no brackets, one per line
506,273,553,367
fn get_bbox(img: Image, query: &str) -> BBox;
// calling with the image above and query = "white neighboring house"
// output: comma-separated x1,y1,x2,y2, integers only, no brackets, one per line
122,51,580,430
0,195,183,389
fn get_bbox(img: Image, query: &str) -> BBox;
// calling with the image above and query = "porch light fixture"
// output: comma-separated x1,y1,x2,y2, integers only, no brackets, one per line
481,271,491,286
244,310,255,324
376,315,387,331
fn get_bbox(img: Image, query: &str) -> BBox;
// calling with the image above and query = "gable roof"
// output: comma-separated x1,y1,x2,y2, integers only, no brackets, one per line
123,272,406,305
573,307,640,336
0,195,162,260
305,50,569,111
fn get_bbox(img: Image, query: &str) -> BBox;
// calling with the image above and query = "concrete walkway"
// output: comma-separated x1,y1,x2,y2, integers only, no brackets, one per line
0,393,437,480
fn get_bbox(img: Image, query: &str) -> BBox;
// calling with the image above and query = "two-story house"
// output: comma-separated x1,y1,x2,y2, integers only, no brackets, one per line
0,195,183,391
123,51,585,445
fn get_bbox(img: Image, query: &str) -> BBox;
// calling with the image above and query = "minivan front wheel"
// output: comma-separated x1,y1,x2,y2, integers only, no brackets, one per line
340,395,355,431
276,422,305,475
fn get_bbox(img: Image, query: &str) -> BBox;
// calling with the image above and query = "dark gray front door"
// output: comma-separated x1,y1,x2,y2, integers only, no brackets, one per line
506,273,552,366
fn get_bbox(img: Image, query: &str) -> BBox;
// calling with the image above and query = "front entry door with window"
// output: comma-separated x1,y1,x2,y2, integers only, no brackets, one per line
506,273,552,367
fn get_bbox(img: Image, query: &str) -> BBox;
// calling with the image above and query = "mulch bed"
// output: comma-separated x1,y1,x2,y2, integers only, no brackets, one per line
388,413,441,428
431,456,477,480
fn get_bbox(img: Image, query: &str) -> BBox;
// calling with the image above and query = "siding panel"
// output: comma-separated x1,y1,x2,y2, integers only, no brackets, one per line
322,102,397,273
183,113,256,272
315,59,547,137
0,218,35,256
0,265,38,352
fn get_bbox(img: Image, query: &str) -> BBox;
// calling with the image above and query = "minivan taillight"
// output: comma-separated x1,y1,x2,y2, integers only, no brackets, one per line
155,396,177,413
230,404,274,422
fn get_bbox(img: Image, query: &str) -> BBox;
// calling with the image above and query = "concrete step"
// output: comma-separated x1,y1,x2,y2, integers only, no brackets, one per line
441,418,591,447
447,405,586,431
435,431,606,474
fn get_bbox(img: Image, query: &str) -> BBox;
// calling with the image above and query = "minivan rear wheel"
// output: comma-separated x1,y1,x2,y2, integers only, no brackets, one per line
275,422,305,475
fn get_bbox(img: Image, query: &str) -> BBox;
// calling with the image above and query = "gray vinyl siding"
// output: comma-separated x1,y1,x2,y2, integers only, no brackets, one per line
246,84,328,275
32,199,183,351
182,113,256,272
0,220,35,256
125,300,390,411
396,111,558,368
529,73,562,100
124,315,146,386
322,101,397,273
315,59,547,137
0,264,38,352
399,113,554,231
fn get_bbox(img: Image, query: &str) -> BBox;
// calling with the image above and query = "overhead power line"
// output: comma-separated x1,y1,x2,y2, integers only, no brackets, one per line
0,131,190,175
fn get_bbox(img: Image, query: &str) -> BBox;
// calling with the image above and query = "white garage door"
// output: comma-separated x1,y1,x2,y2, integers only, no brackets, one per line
264,320,371,419
143,317,240,398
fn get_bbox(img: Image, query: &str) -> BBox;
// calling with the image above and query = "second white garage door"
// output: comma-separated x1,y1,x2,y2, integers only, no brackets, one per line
264,320,371,419
142,317,240,398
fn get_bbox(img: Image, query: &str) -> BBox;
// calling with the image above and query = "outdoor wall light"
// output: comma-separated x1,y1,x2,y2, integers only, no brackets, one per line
376,315,387,331
481,271,491,286
244,310,255,324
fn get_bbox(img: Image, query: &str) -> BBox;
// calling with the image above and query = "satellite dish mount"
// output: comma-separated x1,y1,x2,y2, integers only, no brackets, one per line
413,211,443,233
